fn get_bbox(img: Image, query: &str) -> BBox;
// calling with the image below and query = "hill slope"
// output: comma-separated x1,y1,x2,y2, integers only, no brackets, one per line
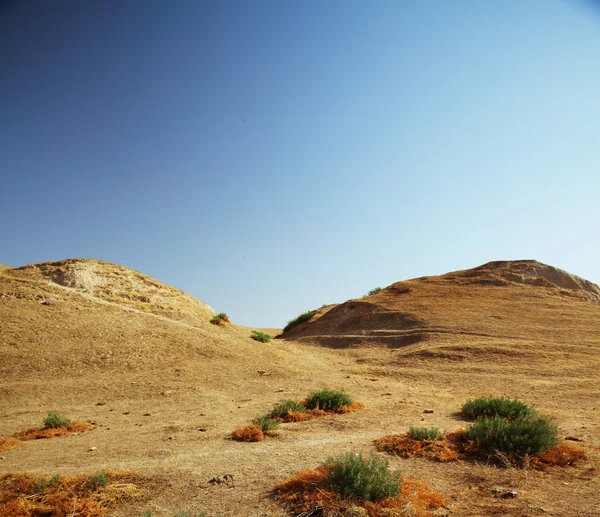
1,258,599,516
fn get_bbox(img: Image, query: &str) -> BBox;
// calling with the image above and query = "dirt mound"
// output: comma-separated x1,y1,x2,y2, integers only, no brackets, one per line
281,260,600,350
12,258,215,324
451,260,600,301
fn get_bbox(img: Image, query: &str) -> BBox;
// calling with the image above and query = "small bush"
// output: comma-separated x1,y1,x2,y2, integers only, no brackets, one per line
324,452,401,501
462,397,535,420
408,426,440,441
251,331,270,343
254,414,280,433
43,411,71,429
89,471,109,489
231,424,264,442
32,475,60,492
467,415,559,456
210,315,223,325
283,310,316,332
217,312,229,321
367,287,382,296
269,400,308,420
305,388,353,412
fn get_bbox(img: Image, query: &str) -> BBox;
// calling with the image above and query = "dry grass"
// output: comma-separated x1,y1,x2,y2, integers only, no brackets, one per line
0,470,142,517
374,430,469,463
0,422,95,453
530,442,589,468
274,467,448,517
231,425,265,442
375,431,590,470
15,421,95,441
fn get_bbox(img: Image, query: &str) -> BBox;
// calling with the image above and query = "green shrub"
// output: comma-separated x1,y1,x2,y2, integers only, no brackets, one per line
254,414,280,432
269,399,308,419
367,287,382,296
283,310,316,332
217,312,228,320
43,410,70,429
408,426,440,441
32,475,60,492
251,331,270,343
467,415,559,456
210,315,223,325
89,471,109,488
462,397,535,420
324,452,401,501
305,388,353,411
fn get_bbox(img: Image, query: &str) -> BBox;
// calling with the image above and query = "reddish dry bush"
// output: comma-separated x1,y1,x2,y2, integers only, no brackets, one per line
231,425,264,442
336,401,365,414
374,430,468,463
0,471,141,517
530,443,588,468
274,468,447,517
16,421,95,441
0,438,20,452
282,411,311,423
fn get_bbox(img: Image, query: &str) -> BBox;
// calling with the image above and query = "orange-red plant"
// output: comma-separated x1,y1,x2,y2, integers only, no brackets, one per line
231,424,264,442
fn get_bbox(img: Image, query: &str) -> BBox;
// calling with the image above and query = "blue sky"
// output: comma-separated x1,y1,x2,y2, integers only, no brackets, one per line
1,1,599,327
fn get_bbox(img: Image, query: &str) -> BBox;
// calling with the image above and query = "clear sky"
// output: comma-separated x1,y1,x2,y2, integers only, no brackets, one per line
1,1,599,328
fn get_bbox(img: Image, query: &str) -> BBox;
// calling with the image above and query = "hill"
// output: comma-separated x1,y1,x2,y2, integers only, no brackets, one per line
1,259,599,516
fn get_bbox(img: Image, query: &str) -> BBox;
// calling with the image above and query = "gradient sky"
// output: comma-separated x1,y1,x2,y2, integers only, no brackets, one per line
1,1,599,327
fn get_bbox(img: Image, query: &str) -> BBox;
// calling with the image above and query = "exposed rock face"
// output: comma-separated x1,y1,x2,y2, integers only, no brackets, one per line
14,258,215,323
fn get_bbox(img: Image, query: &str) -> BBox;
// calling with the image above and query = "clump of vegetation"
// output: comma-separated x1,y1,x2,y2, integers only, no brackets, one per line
0,471,142,517
283,310,316,332
250,330,270,343
325,452,401,501
231,424,264,442
269,399,308,420
88,471,109,489
253,414,280,433
408,426,440,441
375,429,468,463
210,312,229,326
467,415,559,456
367,287,382,296
43,410,71,429
462,396,535,420
305,388,353,412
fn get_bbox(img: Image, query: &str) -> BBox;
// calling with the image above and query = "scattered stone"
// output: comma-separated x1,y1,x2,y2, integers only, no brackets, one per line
168,435,174,440
423,409,434,414
565,436,584,442
143,413,151,416
382,392,392,396
198,428,207,432
161,391,174,396
122,412,130,415
0,456,5,460
492,487,503,494
277,388,284,392
257,369,269,376
502,490,518,499
40,299,56,305
95,402,106,406
208,473,234,485
88,447,97,452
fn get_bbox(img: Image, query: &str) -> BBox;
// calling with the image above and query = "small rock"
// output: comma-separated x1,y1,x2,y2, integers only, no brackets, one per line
492,487,503,494
88,447,97,452
168,435,174,440
423,409,434,414
198,428,207,432
143,413,151,416
0,456,5,460
278,388,284,392
382,392,392,396
565,436,584,442
502,490,518,499
40,299,56,306
161,391,174,396
122,412,130,415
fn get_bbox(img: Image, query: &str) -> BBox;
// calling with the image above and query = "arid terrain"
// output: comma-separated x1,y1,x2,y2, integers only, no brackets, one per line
1,258,599,516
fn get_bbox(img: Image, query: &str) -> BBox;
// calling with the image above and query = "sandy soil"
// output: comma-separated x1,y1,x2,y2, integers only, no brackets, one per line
0,259,598,516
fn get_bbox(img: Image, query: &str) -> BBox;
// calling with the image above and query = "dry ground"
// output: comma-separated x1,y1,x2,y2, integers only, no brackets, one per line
0,259,599,516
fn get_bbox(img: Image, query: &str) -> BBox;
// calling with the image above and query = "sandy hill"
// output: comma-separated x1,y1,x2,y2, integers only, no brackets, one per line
1,258,599,516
